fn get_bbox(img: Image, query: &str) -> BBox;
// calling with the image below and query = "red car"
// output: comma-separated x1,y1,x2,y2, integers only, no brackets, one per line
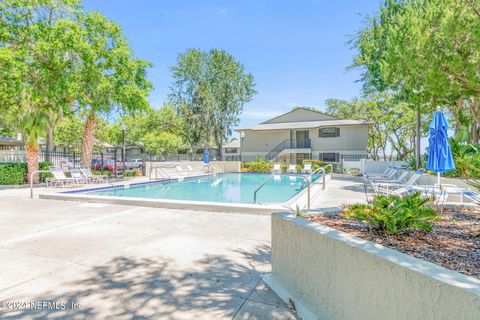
91,159,124,172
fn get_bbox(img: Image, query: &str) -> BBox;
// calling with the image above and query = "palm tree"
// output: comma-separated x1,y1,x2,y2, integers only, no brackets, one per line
8,105,50,184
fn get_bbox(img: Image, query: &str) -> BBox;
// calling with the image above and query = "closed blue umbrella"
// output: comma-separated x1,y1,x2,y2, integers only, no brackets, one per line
203,148,210,164
426,108,455,186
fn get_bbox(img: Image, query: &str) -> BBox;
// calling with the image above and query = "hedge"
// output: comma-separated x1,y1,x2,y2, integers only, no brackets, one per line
0,161,54,185
302,159,332,172
241,160,272,172
0,163,27,185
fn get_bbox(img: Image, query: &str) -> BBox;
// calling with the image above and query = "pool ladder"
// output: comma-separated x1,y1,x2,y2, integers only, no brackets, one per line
252,164,333,209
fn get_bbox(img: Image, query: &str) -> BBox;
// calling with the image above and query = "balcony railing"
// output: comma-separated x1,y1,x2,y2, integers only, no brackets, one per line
284,139,311,149
264,139,311,160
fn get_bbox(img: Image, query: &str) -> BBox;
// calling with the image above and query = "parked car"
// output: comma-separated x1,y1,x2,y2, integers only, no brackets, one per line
91,159,124,172
125,159,144,170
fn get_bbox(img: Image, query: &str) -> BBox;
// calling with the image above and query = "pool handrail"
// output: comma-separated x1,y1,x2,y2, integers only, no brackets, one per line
308,164,333,190
253,175,275,204
30,170,52,199
253,174,311,209
150,166,171,180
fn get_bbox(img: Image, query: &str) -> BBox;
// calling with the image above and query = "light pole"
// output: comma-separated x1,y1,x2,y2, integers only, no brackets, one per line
120,123,126,165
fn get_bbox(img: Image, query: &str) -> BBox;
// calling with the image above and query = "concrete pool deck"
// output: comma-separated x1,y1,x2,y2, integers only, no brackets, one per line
0,192,297,319
0,174,368,318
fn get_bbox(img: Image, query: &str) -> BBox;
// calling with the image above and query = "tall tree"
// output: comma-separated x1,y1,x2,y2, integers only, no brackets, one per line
170,48,256,157
75,11,152,166
326,94,423,160
352,0,480,161
207,49,256,158
170,49,212,154
0,0,82,182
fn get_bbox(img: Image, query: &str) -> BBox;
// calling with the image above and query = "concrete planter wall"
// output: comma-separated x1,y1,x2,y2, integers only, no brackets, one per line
268,212,480,320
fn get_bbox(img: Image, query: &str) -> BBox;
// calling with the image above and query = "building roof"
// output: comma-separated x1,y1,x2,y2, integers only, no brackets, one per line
236,108,370,131
222,138,240,148
261,107,340,124
0,137,23,146
237,119,369,131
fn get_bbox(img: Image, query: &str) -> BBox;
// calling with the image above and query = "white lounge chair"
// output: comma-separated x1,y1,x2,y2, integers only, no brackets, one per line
365,166,400,181
302,162,312,174
417,184,480,206
272,163,282,174
175,165,188,176
71,169,87,184
287,164,297,173
369,169,409,184
372,170,424,195
80,167,108,184
46,167,77,188
186,165,202,175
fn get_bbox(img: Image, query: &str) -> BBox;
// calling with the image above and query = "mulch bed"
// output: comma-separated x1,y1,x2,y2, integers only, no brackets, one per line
305,207,480,279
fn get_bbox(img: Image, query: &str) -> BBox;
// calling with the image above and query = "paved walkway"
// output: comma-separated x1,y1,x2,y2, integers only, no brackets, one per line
0,192,297,319
310,174,368,210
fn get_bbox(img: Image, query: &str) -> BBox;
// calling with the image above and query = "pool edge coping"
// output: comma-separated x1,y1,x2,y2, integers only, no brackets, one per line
38,172,320,215
39,192,286,215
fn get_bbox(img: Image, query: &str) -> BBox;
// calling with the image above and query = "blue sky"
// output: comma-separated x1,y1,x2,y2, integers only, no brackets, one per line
83,0,381,133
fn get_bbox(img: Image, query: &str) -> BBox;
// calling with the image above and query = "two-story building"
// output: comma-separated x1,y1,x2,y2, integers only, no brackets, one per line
236,108,370,165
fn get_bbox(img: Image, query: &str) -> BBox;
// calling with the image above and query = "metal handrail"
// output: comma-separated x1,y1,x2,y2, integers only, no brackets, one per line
30,170,52,199
253,175,275,204
307,164,333,190
149,166,171,180
265,139,312,161
253,174,311,209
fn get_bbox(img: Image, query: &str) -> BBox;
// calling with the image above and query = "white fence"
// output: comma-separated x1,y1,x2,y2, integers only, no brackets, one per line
360,159,406,175
0,150,26,163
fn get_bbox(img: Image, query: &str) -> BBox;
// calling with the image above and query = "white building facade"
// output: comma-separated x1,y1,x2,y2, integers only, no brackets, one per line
236,108,370,165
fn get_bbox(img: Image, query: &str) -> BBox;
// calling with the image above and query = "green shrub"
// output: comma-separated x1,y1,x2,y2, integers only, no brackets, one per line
342,192,439,235
445,153,480,178
93,170,112,176
241,159,272,172
348,167,360,175
0,163,27,185
39,162,53,182
124,170,135,177
302,159,332,172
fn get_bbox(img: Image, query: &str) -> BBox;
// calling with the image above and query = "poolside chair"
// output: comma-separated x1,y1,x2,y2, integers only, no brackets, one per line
287,164,297,173
272,163,282,174
46,167,77,188
80,167,108,184
422,185,480,206
302,162,312,174
365,165,399,181
372,170,425,195
70,169,87,184
186,165,201,175
368,169,410,185
175,165,188,176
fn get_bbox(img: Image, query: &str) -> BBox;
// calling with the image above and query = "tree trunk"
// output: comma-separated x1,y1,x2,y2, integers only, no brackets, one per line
415,106,421,169
472,122,479,144
81,114,96,166
217,143,222,161
45,124,54,161
26,140,40,184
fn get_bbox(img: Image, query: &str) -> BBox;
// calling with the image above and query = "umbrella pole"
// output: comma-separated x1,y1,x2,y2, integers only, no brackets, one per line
437,172,441,187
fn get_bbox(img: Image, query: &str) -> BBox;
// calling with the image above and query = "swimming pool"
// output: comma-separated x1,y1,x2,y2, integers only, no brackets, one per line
87,173,312,204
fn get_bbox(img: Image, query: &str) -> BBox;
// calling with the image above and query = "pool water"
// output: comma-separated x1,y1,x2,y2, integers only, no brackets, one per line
88,173,313,204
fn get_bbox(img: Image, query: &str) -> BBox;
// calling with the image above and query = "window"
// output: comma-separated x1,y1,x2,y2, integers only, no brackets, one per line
320,153,339,162
319,127,340,137
225,148,238,154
